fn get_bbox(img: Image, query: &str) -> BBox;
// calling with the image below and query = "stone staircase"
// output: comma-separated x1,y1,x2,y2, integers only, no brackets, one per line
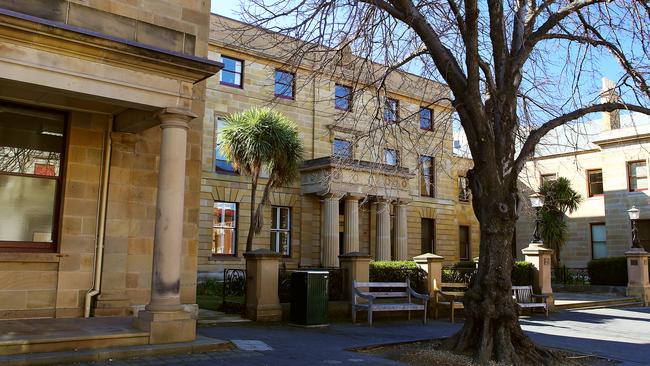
555,296,643,310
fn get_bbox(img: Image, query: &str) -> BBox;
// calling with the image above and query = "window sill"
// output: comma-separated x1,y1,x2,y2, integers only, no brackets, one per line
0,251,62,262
220,81,243,89
210,255,240,262
274,94,295,101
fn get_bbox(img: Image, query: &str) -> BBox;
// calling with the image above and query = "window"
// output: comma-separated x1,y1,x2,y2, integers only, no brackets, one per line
540,173,557,185
384,98,399,123
335,84,352,111
212,202,237,255
421,218,435,254
459,226,470,260
219,56,243,88
420,107,433,131
332,138,353,159
271,206,291,256
627,160,648,192
458,176,471,202
275,70,295,99
214,117,235,173
420,155,435,197
587,169,603,197
590,223,607,259
384,148,399,166
0,104,65,251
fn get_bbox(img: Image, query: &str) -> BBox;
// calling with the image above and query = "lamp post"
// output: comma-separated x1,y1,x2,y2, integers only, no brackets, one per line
628,205,641,249
530,193,545,243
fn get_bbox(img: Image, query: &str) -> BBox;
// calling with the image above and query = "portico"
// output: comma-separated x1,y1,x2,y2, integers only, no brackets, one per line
300,157,414,267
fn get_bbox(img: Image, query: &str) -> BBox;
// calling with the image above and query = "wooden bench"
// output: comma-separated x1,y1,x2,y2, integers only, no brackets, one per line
352,279,429,326
512,285,549,317
434,282,469,323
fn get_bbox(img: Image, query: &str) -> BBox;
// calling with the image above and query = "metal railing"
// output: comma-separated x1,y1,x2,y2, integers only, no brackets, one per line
552,266,589,285
221,268,246,314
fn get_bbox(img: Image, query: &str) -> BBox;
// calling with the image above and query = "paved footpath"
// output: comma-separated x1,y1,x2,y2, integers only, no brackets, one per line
73,307,650,366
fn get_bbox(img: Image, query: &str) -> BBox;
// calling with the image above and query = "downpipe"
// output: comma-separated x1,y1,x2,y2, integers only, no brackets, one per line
84,117,113,317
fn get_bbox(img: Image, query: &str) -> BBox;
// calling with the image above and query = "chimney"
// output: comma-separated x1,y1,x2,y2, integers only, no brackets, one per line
600,77,620,130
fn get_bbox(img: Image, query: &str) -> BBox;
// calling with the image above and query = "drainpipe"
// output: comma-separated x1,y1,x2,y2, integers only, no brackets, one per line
84,117,113,317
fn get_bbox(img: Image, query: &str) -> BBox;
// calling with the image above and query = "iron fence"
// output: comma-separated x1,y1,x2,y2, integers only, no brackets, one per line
221,268,246,314
442,265,477,284
552,266,589,285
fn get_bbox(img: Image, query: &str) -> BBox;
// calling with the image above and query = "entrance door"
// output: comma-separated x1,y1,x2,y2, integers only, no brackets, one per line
421,219,435,254
637,219,650,252
459,225,470,260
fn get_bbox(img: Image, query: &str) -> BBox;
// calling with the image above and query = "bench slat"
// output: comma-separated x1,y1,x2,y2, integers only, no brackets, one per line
354,282,408,287
370,304,425,311
359,292,408,298
440,283,468,288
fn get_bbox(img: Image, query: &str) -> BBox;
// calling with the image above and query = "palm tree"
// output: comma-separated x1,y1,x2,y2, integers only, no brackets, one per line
538,177,582,266
220,107,304,252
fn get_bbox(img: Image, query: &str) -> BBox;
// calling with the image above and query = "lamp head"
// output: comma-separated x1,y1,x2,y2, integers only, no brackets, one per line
628,206,640,221
530,193,544,209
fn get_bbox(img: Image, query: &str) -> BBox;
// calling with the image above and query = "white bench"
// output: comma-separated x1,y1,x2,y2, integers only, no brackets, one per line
352,279,429,326
434,282,468,323
512,285,549,317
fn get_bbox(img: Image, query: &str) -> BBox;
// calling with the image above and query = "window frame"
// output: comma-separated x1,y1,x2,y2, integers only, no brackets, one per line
214,115,237,175
274,69,296,100
0,105,68,253
384,98,399,123
539,173,557,186
219,56,244,88
459,225,470,261
334,84,352,111
458,176,471,202
383,148,399,166
590,222,607,259
270,206,292,257
211,201,238,257
419,155,435,197
627,160,648,192
332,138,353,160
587,169,604,197
419,107,433,131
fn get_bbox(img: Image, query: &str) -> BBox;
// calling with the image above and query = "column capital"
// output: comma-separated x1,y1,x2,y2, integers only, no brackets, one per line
157,107,198,129
320,192,343,201
394,198,410,206
345,193,364,201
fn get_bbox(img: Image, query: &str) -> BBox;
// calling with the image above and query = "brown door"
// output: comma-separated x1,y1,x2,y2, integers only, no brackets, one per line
421,219,435,254
459,226,470,260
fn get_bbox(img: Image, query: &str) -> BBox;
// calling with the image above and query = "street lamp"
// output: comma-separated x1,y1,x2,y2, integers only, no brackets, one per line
628,205,641,249
530,193,545,243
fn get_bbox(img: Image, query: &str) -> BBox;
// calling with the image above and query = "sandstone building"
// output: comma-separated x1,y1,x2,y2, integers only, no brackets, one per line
0,0,218,344
199,15,480,275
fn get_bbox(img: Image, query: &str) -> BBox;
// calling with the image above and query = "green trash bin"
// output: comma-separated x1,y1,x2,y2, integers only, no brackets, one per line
290,270,329,326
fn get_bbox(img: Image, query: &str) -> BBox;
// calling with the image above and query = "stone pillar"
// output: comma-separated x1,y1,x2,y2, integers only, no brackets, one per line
522,242,554,308
375,198,391,261
343,196,360,253
339,252,371,301
321,194,340,267
625,247,650,306
394,200,409,261
244,249,282,321
134,107,197,344
414,253,444,299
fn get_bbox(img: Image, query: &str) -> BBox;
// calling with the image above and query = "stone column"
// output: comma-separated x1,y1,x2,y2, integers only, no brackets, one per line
375,198,391,261
134,107,197,344
522,242,554,308
343,196,360,254
394,200,409,261
414,253,444,315
321,194,340,267
625,247,650,306
244,249,282,321
339,252,371,301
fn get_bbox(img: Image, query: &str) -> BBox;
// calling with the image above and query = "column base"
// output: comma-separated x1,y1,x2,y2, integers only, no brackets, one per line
246,303,282,322
133,310,196,344
627,285,650,306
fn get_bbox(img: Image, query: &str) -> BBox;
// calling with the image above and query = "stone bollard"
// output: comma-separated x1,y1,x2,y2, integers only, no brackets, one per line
339,252,371,300
625,247,650,305
413,253,444,301
244,249,282,321
522,242,554,309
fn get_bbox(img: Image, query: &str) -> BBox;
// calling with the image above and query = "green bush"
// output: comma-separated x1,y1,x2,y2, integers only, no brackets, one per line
369,261,427,293
512,261,535,286
196,278,222,296
453,261,477,269
587,257,628,286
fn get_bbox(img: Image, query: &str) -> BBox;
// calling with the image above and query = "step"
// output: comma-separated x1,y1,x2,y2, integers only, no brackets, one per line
555,297,642,310
0,335,233,366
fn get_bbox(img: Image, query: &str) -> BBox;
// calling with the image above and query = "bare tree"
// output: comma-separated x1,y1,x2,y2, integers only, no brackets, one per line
218,1,650,363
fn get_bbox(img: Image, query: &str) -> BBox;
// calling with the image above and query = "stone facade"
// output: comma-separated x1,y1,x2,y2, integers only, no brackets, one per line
0,0,218,324
516,121,650,267
198,15,480,274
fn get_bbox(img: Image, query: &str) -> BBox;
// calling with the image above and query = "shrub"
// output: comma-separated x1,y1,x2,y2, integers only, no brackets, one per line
196,278,222,296
369,261,427,293
511,261,535,286
453,261,477,269
587,257,628,286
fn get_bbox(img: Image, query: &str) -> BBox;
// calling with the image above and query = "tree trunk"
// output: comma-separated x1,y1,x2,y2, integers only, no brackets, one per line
445,169,556,365
245,171,260,252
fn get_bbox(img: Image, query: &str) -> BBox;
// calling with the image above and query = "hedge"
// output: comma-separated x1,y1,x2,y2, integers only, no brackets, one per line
587,257,628,286
369,261,427,293
512,261,535,286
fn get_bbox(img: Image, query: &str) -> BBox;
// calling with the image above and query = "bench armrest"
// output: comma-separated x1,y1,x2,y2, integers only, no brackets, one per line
531,294,549,301
352,287,375,302
435,290,459,301
408,287,429,301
